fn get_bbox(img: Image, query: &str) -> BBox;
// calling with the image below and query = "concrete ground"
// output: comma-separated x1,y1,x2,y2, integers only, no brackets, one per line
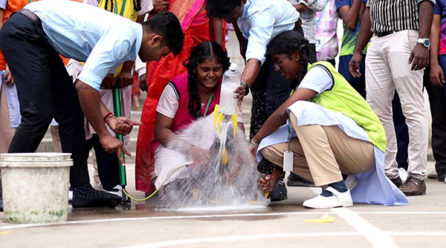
1,30,445,248
1,167,445,248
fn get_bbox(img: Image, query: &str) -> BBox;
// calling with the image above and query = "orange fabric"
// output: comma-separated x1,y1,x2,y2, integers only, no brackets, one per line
135,0,222,193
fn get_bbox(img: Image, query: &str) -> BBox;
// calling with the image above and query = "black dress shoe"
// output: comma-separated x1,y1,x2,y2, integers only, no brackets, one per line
287,173,314,187
270,179,287,202
72,184,121,208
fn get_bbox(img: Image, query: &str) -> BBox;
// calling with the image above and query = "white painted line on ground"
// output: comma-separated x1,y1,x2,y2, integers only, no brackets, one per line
332,208,398,248
122,231,446,248
1,210,446,230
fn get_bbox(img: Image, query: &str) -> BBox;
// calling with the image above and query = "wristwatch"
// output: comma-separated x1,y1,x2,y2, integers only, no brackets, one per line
417,38,431,48
240,81,249,96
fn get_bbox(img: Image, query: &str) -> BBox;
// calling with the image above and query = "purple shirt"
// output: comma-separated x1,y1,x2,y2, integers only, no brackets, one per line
315,0,339,60
435,0,446,55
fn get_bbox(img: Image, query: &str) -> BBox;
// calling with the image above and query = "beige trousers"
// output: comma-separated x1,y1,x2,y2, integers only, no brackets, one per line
365,30,428,180
0,82,16,153
261,113,375,186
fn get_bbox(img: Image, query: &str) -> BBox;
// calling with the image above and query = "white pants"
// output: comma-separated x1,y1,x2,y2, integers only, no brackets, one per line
365,30,428,180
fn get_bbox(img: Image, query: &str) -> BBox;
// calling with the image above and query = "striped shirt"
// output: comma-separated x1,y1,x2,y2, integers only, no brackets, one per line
367,0,436,33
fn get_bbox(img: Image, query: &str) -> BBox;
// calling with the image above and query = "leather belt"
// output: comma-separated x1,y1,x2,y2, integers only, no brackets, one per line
18,9,41,27
375,31,395,37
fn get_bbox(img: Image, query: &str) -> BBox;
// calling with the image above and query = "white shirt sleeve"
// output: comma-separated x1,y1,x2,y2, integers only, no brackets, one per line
244,6,275,64
140,0,153,15
0,0,7,9
157,83,179,118
83,0,99,7
298,65,334,94
135,56,146,76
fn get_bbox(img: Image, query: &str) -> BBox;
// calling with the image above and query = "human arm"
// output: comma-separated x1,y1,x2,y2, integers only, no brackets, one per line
249,87,317,147
294,0,327,12
3,65,14,86
232,22,247,59
429,13,444,87
0,8,4,30
210,17,224,47
234,9,275,99
409,0,434,70
155,113,211,165
74,80,130,162
250,66,333,147
337,0,362,30
150,0,169,15
115,61,134,88
348,7,372,78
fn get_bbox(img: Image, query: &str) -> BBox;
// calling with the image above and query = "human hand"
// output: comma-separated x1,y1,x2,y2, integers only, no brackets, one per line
116,70,134,88
4,65,15,86
409,44,429,71
248,143,257,158
234,85,246,102
257,175,277,193
100,74,116,89
430,63,445,87
106,116,141,135
190,146,211,166
99,134,131,164
139,74,147,92
348,52,363,78
151,0,169,14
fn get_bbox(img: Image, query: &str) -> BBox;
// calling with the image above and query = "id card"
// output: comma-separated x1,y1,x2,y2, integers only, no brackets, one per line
283,150,293,172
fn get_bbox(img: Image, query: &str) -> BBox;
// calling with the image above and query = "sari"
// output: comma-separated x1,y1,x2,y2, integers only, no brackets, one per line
135,0,220,193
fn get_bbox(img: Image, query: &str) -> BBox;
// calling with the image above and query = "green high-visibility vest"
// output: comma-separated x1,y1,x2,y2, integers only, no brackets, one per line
306,61,386,152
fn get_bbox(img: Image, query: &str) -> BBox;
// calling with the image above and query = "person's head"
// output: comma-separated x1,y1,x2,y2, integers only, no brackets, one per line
139,12,184,62
267,30,310,82
207,0,246,23
183,41,231,118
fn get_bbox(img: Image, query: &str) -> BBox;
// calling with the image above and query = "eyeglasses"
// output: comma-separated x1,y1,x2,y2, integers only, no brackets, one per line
272,57,286,71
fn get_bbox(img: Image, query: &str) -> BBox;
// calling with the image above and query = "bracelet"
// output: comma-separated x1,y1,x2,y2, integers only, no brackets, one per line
103,112,115,122
240,81,249,96
250,140,259,148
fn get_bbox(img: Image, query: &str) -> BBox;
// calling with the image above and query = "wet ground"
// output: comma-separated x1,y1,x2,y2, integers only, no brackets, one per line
1,30,445,247
1,163,445,248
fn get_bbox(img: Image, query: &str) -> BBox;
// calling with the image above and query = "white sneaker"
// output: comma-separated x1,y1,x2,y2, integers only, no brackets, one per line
104,185,122,198
303,187,353,209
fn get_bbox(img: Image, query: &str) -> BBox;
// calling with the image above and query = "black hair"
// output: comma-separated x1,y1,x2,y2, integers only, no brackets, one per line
142,12,184,55
206,0,243,19
102,0,141,12
183,42,231,118
267,30,310,87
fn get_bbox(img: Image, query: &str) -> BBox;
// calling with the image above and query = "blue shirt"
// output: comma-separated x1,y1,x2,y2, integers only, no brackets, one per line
25,0,142,90
237,0,299,64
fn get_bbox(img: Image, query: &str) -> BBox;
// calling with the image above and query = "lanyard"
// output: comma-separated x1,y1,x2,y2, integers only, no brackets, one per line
203,90,215,117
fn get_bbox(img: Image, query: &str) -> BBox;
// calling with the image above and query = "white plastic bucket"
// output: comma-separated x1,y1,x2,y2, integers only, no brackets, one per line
0,153,72,224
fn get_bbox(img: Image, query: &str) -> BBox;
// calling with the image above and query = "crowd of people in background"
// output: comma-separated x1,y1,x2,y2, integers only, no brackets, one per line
0,0,444,211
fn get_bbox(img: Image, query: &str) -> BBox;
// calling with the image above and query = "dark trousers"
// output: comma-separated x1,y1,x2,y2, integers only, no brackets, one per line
392,92,409,170
339,55,366,98
424,58,446,177
86,135,120,190
0,12,90,187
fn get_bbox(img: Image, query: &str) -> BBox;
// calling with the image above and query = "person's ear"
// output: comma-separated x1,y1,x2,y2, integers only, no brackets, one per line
292,50,301,62
149,34,163,47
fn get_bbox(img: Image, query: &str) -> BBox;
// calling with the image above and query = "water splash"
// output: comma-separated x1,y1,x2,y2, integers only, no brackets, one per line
152,114,268,210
